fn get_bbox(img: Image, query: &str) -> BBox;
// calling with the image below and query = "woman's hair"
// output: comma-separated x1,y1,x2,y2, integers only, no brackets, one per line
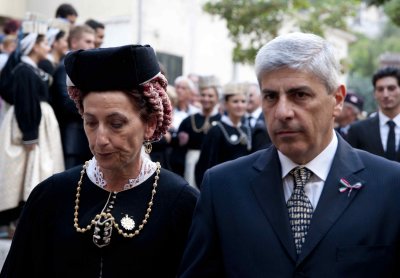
174,75,196,92
55,30,66,42
68,74,172,142
223,82,248,102
36,34,45,44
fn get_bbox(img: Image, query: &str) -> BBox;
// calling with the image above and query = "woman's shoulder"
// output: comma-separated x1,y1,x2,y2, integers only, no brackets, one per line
12,62,31,75
158,168,189,188
156,169,199,215
53,165,83,182
158,168,199,197
34,166,83,195
207,121,224,134
22,166,83,210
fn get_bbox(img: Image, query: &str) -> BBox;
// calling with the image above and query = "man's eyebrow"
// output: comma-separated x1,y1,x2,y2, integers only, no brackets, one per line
261,89,277,94
261,86,312,94
287,86,312,93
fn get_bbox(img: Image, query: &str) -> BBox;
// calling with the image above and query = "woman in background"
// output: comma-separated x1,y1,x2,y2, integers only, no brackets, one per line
195,82,251,187
177,75,221,188
0,25,64,234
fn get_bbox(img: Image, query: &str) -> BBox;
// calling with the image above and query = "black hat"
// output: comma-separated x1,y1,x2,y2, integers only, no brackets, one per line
345,91,364,112
64,44,160,92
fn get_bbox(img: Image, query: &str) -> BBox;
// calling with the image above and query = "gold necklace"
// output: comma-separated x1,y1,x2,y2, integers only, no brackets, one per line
190,114,211,133
73,161,161,238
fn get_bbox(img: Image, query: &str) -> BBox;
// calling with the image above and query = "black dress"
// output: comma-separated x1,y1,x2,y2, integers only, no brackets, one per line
178,113,222,150
177,113,222,186
0,60,64,226
12,62,50,142
0,166,199,277
0,61,46,224
195,120,250,186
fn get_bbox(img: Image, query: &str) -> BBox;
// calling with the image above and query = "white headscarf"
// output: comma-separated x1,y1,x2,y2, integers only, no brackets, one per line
20,33,38,56
46,28,60,47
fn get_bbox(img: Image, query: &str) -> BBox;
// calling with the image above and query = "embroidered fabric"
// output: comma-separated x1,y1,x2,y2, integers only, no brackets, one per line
87,155,157,190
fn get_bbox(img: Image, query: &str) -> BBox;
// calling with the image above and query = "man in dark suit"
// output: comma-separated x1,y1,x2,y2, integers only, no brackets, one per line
178,32,400,277
51,25,95,169
245,82,272,152
347,67,400,161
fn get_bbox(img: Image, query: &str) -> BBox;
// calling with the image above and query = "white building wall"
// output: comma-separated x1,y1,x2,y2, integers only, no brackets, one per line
1,0,254,84
1,0,354,85
0,0,27,19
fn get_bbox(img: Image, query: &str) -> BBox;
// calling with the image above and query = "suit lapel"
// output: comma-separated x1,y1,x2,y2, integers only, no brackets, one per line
371,115,385,155
249,147,297,262
297,137,365,265
373,114,400,161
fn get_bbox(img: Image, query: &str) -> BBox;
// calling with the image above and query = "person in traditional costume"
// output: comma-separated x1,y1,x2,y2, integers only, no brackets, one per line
38,18,70,75
0,45,199,277
177,75,221,188
0,19,64,232
195,82,251,187
169,76,199,176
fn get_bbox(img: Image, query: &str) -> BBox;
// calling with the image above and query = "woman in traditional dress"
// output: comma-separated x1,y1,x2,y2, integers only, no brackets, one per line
0,26,64,231
0,45,199,277
195,82,251,187
38,18,70,75
38,27,69,75
177,75,221,188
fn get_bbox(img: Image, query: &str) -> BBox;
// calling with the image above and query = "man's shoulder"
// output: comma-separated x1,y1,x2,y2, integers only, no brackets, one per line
351,115,377,129
352,146,400,171
347,116,378,137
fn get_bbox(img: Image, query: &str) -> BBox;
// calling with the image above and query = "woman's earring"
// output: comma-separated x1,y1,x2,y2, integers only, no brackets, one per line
144,141,152,154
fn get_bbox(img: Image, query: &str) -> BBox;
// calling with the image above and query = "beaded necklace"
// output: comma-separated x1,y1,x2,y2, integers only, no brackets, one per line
190,114,211,133
73,161,161,247
216,121,248,146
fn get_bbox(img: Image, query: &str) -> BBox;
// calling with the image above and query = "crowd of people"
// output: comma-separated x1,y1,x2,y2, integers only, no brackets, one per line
1,2,400,277
0,4,108,237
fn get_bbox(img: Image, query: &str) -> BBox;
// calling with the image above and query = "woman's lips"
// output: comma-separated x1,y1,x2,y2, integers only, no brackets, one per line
96,152,112,158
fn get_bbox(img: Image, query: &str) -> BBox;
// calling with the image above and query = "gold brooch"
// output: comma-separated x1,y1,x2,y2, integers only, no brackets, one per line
121,214,135,230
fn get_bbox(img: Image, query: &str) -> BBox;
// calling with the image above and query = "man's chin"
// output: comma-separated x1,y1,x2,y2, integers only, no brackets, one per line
276,143,310,162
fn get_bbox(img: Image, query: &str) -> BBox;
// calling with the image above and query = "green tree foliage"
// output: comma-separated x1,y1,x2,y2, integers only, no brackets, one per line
383,1,400,26
347,72,376,113
348,22,400,113
349,22,400,80
203,0,361,64
366,0,400,26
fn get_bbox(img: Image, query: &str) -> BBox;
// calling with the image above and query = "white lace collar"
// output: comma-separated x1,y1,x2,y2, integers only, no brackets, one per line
87,155,157,191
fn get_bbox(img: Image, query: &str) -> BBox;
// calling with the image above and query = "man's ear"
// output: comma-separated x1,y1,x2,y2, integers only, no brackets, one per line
333,84,346,118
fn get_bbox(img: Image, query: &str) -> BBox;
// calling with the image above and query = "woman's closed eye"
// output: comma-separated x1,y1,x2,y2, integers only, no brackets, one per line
110,122,124,129
84,120,98,128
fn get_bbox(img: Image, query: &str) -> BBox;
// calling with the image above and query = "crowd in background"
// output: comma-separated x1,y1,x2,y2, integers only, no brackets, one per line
0,3,273,239
1,2,400,241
